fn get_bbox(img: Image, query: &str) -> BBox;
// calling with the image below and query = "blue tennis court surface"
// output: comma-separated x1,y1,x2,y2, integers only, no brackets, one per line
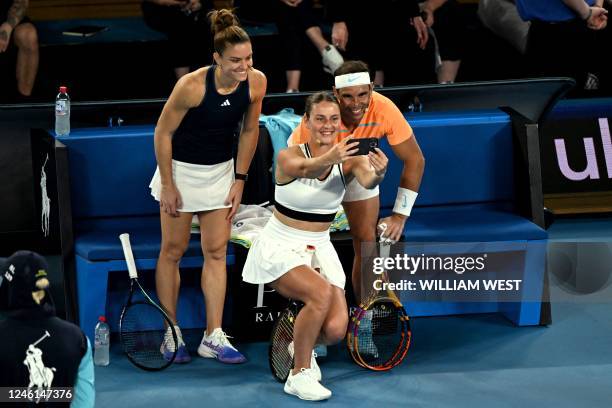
94,218,612,407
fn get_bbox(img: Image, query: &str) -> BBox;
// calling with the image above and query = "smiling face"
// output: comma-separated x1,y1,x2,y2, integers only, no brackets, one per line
214,41,253,82
306,101,341,146
333,83,373,124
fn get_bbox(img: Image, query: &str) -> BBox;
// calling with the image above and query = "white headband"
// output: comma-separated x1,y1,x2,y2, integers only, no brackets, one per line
334,72,371,89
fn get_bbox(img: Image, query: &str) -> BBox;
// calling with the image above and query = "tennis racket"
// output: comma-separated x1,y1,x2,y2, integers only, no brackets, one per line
119,233,177,371
269,300,303,382
347,224,411,371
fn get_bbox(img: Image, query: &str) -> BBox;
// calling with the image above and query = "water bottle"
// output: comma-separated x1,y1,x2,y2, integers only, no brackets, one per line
55,86,70,136
94,316,110,366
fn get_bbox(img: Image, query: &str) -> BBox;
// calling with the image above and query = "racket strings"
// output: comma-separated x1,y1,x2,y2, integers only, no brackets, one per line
269,308,297,382
347,243,411,370
355,301,408,368
121,302,173,370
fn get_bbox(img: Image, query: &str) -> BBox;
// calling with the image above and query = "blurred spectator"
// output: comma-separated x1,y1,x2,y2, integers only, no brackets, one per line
0,251,95,407
478,0,530,55
0,0,38,98
516,0,609,91
330,0,430,87
273,0,344,92
141,0,214,79
420,0,468,84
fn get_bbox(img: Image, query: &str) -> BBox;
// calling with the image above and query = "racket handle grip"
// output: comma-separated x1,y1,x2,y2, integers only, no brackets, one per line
119,233,139,279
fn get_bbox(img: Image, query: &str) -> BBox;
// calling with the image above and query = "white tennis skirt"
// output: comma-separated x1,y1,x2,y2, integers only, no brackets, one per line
242,215,346,289
149,159,234,213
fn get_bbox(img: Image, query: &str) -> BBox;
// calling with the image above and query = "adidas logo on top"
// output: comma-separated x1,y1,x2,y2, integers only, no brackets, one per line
220,99,231,107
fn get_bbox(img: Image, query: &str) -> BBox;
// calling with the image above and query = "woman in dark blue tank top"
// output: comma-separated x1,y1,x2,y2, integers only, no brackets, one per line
149,8,267,365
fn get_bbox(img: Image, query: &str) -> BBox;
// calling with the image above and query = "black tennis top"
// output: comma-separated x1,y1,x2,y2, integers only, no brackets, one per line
172,65,251,165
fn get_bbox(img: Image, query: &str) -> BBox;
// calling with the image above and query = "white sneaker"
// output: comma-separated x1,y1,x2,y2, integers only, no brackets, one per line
321,45,344,75
198,328,246,364
284,368,332,401
160,326,176,352
160,325,191,363
288,341,321,381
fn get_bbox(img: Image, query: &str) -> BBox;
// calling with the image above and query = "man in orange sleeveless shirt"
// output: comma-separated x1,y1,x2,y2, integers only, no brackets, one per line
288,60,425,300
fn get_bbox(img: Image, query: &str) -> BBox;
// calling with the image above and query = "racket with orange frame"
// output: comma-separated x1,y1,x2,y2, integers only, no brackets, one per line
347,224,411,370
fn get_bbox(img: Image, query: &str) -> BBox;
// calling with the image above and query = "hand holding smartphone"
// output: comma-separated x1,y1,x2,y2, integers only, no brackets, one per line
348,138,380,156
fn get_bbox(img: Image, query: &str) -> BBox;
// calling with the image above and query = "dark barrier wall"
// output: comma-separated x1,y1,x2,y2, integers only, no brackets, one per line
0,127,37,234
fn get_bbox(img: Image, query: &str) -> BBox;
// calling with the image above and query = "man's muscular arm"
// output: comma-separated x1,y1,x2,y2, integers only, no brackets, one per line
378,137,425,244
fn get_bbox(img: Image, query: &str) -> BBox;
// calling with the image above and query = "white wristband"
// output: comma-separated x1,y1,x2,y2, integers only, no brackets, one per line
393,187,418,217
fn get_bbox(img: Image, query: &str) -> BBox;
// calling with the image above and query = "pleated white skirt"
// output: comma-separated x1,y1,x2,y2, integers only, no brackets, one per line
149,159,234,213
242,215,346,289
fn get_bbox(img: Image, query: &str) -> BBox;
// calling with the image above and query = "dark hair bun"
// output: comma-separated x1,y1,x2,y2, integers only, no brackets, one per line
208,9,240,35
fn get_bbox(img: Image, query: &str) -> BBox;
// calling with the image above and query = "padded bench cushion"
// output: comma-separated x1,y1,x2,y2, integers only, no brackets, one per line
59,125,159,219
383,204,547,242
74,216,234,261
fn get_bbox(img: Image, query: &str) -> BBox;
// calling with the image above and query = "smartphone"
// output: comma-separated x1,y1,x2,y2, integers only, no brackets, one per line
348,138,379,156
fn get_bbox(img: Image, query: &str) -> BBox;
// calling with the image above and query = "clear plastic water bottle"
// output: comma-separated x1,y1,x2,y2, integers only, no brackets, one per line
94,316,110,366
55,86,70,136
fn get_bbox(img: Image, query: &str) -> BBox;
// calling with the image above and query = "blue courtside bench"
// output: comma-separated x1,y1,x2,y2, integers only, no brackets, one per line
55,111,546,342
47,80,576,340
377,110,548,325
255,108,549,326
